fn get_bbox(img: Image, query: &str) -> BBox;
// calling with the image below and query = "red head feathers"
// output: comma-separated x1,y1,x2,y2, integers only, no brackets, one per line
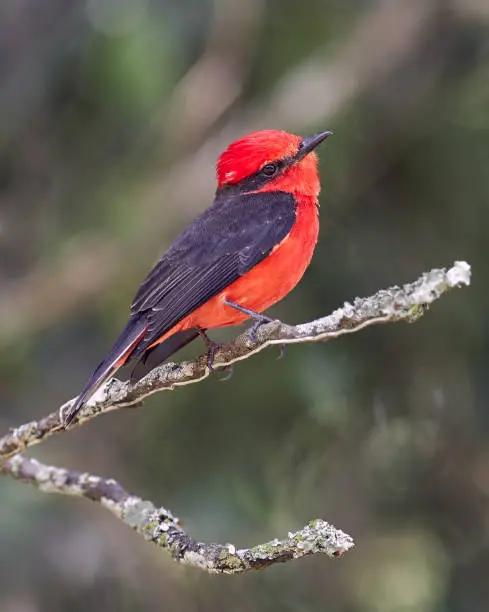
216,129,330,197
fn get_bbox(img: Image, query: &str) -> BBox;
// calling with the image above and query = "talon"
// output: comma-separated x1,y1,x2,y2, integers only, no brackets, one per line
277,344,286,360
198,329,220,372
219,365,234,382
248,322,259,342
207,349,216,372
247,316,273,342
206,341,220,372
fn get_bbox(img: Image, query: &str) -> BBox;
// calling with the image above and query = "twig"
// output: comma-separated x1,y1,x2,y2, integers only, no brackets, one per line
1,455,353,574
0,261,471,462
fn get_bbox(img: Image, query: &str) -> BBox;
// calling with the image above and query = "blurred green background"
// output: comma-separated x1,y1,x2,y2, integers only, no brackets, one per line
1,0,488,610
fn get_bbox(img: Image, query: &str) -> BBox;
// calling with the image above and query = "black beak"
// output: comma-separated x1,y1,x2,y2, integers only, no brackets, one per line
297,130,333,159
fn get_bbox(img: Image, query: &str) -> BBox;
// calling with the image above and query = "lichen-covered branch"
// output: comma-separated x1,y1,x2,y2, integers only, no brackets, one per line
0,261,471,462
0,261,471,573
1,454,353,573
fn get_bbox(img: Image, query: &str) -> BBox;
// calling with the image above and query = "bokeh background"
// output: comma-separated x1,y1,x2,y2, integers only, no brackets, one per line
1,0,488,610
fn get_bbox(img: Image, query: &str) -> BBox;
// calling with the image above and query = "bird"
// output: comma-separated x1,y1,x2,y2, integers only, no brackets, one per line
64,128,332,425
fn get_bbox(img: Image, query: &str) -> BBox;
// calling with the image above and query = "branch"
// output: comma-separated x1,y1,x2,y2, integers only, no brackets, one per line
0,261,471,574
1,454,353,573
0,261,471,462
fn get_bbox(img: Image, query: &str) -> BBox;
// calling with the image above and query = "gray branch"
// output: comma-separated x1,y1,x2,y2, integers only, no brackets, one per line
0,261,471,573
0,261,471,462
1,454,353,573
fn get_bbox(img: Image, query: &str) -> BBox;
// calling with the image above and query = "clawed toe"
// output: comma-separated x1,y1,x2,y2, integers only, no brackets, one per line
218,365,234,382
247,316,273,342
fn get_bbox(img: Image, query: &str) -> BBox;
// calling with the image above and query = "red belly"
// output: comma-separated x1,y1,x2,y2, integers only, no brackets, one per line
151,196,319,345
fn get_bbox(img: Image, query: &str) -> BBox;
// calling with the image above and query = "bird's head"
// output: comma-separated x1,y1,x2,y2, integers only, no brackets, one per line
216,129,332,198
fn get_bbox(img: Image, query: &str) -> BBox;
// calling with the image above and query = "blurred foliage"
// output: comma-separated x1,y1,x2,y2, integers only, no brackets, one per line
1,0,489,610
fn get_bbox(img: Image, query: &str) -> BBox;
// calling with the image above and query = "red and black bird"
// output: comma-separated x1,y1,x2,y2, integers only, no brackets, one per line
65,129,331,425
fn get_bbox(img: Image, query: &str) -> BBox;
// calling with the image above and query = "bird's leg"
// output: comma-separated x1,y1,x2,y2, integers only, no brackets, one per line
197,328,219,372
197,328,233,379
223,299,274,342
224,299,286,357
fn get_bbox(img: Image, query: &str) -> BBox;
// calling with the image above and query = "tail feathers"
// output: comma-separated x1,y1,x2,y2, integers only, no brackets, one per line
64,316,147,426
130,328,199,384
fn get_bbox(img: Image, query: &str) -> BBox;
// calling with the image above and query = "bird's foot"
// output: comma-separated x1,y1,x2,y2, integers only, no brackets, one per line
277,344,287,360
223,299,274,342
197,329,234,379
218,365,234,382
197,329,220,372
248,316,274,342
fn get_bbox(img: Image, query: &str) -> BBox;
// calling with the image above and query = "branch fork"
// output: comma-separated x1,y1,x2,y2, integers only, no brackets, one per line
0,261,471,573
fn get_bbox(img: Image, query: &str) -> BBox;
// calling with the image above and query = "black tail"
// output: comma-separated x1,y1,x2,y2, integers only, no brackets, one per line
64,315,147,426
130,329,199,383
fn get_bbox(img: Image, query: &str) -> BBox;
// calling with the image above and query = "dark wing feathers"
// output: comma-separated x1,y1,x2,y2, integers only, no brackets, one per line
65,314,147,425
66,191,295,424
130,190,296,355
130,329,200,383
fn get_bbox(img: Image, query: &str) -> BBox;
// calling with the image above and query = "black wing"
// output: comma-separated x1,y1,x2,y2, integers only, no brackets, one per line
130,329,200,383
64,190,295,425
130,190,296,355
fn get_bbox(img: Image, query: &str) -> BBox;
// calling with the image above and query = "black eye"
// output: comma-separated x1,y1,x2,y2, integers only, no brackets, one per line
262,163,277,176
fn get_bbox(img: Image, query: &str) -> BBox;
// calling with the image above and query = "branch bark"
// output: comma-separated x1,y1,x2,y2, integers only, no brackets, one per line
1,455,353,573
0,261,471,573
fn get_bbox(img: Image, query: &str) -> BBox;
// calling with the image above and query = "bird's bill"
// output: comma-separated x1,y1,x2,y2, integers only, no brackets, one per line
297,131,333,160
